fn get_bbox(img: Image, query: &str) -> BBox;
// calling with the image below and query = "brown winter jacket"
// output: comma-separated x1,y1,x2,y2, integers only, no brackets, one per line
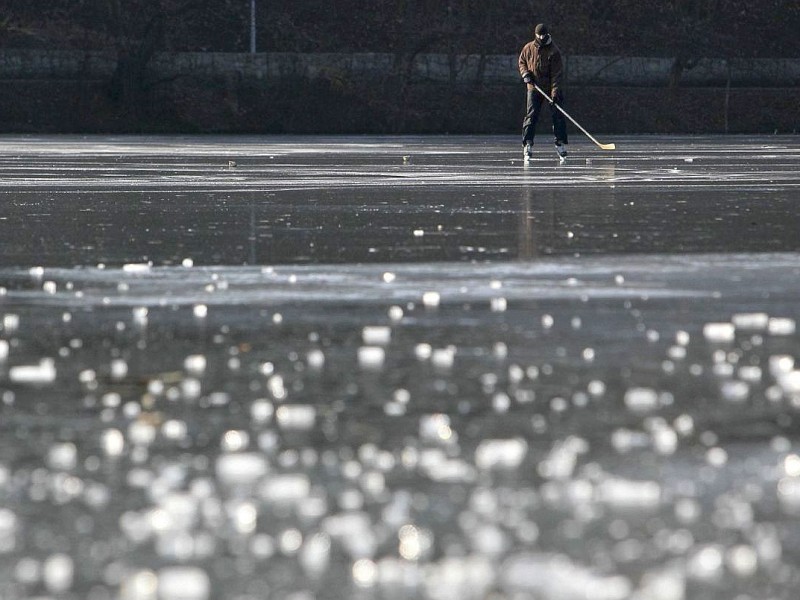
518,39,564,98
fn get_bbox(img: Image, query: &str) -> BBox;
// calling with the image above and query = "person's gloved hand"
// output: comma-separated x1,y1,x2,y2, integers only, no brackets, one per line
551,90,562,104
522,73,533,84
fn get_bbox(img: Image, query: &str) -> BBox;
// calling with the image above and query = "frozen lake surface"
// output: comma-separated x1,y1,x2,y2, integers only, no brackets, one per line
1,135,800,599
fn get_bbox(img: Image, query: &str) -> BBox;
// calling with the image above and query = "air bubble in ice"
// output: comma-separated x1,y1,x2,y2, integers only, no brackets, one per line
193,304,208,318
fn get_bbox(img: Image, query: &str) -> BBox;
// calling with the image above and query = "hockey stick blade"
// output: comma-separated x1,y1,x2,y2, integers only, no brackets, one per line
533,84,616,151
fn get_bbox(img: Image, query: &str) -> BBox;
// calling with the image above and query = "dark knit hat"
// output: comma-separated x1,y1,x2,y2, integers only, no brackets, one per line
535,23,549,36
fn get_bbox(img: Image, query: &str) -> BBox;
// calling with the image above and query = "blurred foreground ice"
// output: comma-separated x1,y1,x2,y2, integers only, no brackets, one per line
0,255,800,598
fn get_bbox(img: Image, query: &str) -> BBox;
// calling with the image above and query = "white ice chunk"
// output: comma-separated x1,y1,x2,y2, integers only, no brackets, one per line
633,568,685,600
423,556,494,600
101,429,125,457
3,314,19,332
768,317,796,336
422,291,440,308
47,442,77,471
769,355,795,376
10,359,56,384
777,370,800,394
431,347,455,369
726,544,758,578
123,263,151,273
624,387,659,412
419,414,455,444
0,508,17,552
388,305,404,321
358,346,385,370
703,322,735,343
306,349,325,370
259,474,310,504
250,399,274,423
216,453,268,486
490,297,507,312
362,326,391,345
598,478,661,509
183,355,207,375
157,566,210,600
687,545,724,581
414,343,433,360
475,438,527,470
300,533,331,578
732,312,769,331
43,554,74,594
502,553,632,600
738,366,762,383
276,405,317,430
720,380,749,402
537,437,588,480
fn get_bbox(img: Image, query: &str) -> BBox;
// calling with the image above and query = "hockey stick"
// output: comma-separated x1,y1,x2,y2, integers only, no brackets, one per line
534,83,616,150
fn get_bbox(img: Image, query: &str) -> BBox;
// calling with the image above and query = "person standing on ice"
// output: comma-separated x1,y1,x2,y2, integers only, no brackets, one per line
518,23,568,163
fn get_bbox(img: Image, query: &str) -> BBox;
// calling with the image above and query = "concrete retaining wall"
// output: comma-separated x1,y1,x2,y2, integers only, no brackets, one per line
2,49,800,87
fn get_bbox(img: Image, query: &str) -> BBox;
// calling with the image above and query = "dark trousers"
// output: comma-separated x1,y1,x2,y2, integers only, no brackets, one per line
522,88,568,146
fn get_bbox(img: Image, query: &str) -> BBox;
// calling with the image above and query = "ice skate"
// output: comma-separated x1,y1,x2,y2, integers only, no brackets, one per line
556,143,568,164
523,142,534,162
